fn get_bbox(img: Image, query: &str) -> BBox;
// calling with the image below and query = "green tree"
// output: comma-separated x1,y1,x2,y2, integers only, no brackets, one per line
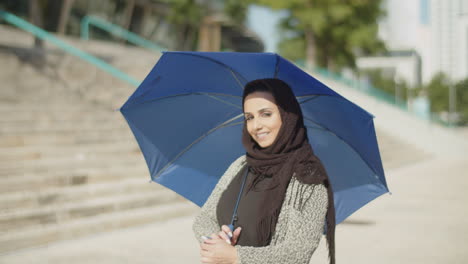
425,72,451,113
224,0,249,25
164,0,205,50
454,77,468,125
423,73,468,125
251,0,385,71
363,69,409,103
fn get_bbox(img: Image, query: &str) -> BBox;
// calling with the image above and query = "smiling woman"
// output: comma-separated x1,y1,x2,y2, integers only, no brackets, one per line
243,92,283,148
192,78,336,264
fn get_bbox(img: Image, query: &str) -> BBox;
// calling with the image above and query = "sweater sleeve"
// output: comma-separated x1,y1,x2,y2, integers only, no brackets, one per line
234,183,328,264
192,156,246,244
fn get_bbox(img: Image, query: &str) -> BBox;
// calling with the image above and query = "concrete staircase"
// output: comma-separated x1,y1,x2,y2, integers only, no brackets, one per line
0,93,198,254
0,25,432,254
0,26,197,254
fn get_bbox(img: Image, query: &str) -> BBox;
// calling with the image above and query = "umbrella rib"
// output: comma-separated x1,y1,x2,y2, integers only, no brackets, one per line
201,93,242,109
230,71,245,91
297,95,320,104
154,113,244,178
123,92,242,109
303,117,381,178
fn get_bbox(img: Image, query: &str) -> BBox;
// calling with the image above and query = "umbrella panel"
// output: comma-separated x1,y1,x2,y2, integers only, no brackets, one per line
122,93,242,179
156,121,245,206
305,121,388,224
300,95,386,183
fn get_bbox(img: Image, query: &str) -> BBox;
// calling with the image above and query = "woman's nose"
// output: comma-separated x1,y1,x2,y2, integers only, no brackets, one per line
253,118,263,130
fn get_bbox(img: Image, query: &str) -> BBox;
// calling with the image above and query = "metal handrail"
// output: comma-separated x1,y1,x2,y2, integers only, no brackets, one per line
80,15,165,53
0,10,140,87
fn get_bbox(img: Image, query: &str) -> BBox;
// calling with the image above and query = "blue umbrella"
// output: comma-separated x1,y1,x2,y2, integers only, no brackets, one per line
120,51,389,225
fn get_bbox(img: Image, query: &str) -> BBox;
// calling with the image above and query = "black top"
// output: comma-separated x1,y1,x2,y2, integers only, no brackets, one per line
216,165,279,246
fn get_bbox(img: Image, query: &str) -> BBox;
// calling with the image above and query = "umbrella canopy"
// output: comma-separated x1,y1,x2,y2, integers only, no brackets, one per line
120,51,389,225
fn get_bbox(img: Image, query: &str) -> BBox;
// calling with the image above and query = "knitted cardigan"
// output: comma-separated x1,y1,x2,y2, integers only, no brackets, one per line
192,155,328,264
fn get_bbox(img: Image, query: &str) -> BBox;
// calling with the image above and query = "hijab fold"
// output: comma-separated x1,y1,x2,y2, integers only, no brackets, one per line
241,78,336,264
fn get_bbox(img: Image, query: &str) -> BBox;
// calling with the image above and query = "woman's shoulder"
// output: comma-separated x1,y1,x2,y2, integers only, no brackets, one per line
226,154,246,173
232,154,246,165
216,155,247,188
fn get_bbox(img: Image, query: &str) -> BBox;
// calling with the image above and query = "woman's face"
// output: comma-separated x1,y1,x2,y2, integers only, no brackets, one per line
243,91,283,148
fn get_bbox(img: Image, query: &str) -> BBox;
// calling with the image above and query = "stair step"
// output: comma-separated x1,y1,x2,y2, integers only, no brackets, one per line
0,132,133,147
0,142,140,161
0,178,160,213
0,201,197,254
0,122,128,134
0,114,118,124
0,153,144,175
0,113,121,124
0,166,149,193
0,189,184,232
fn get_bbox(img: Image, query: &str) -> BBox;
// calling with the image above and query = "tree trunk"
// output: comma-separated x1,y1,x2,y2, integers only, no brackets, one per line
198,16,221,52
29,0,44,49
183,26,197,51
121,0,136,30
148,16,163,40
57,0,75,35
327,56,335,72
129,5,145,35
44,0,62,32
304,29,316,70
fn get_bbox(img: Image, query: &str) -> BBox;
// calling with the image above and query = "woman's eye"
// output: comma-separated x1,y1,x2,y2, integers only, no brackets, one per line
245,116,253,121
262,112,272,117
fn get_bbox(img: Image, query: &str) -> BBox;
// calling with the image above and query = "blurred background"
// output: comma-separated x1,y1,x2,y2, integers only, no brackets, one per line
0,0,467,263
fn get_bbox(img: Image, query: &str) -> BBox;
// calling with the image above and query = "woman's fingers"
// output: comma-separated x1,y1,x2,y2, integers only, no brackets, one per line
221,225,233,238
231,227,242,244
202,233,218,245
218,231,231,244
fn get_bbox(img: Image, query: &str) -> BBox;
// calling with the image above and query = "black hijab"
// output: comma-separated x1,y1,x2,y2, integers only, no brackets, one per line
241,78,336,264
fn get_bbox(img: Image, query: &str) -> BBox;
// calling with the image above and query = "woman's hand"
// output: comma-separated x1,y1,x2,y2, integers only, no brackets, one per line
200,233,239,264
220,225,242,245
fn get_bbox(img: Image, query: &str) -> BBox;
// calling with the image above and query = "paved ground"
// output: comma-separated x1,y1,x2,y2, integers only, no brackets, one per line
1,155,467,264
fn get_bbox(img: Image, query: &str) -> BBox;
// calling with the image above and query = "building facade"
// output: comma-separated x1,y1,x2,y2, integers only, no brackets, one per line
379,0,468,83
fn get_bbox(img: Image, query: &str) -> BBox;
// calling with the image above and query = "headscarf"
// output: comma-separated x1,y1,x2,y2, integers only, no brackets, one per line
241,78,336,264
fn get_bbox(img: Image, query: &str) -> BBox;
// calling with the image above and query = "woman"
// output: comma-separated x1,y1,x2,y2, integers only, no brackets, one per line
192,78,336,264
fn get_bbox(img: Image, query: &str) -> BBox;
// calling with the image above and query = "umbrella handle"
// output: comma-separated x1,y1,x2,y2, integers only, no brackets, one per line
229,166,249,233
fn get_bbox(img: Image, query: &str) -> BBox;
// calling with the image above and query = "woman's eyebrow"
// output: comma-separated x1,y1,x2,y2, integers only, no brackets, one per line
258,108,273,113
244,108,273,115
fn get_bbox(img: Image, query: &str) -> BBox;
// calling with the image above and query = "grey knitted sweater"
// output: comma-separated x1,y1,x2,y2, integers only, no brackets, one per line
192,155,328,264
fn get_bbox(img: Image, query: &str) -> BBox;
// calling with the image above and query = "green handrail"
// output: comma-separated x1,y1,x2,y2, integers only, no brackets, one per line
0,10,140,87
80,15,165,53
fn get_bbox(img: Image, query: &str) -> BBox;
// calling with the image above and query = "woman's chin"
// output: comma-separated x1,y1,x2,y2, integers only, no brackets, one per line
257,141,273,148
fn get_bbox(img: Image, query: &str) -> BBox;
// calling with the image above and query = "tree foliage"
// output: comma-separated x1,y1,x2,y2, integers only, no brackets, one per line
224,0,249,25
250,0,386,71
162,0,206,50
425,73,451,113
363,69,410,103
454,78,468,125
424,73,468,125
